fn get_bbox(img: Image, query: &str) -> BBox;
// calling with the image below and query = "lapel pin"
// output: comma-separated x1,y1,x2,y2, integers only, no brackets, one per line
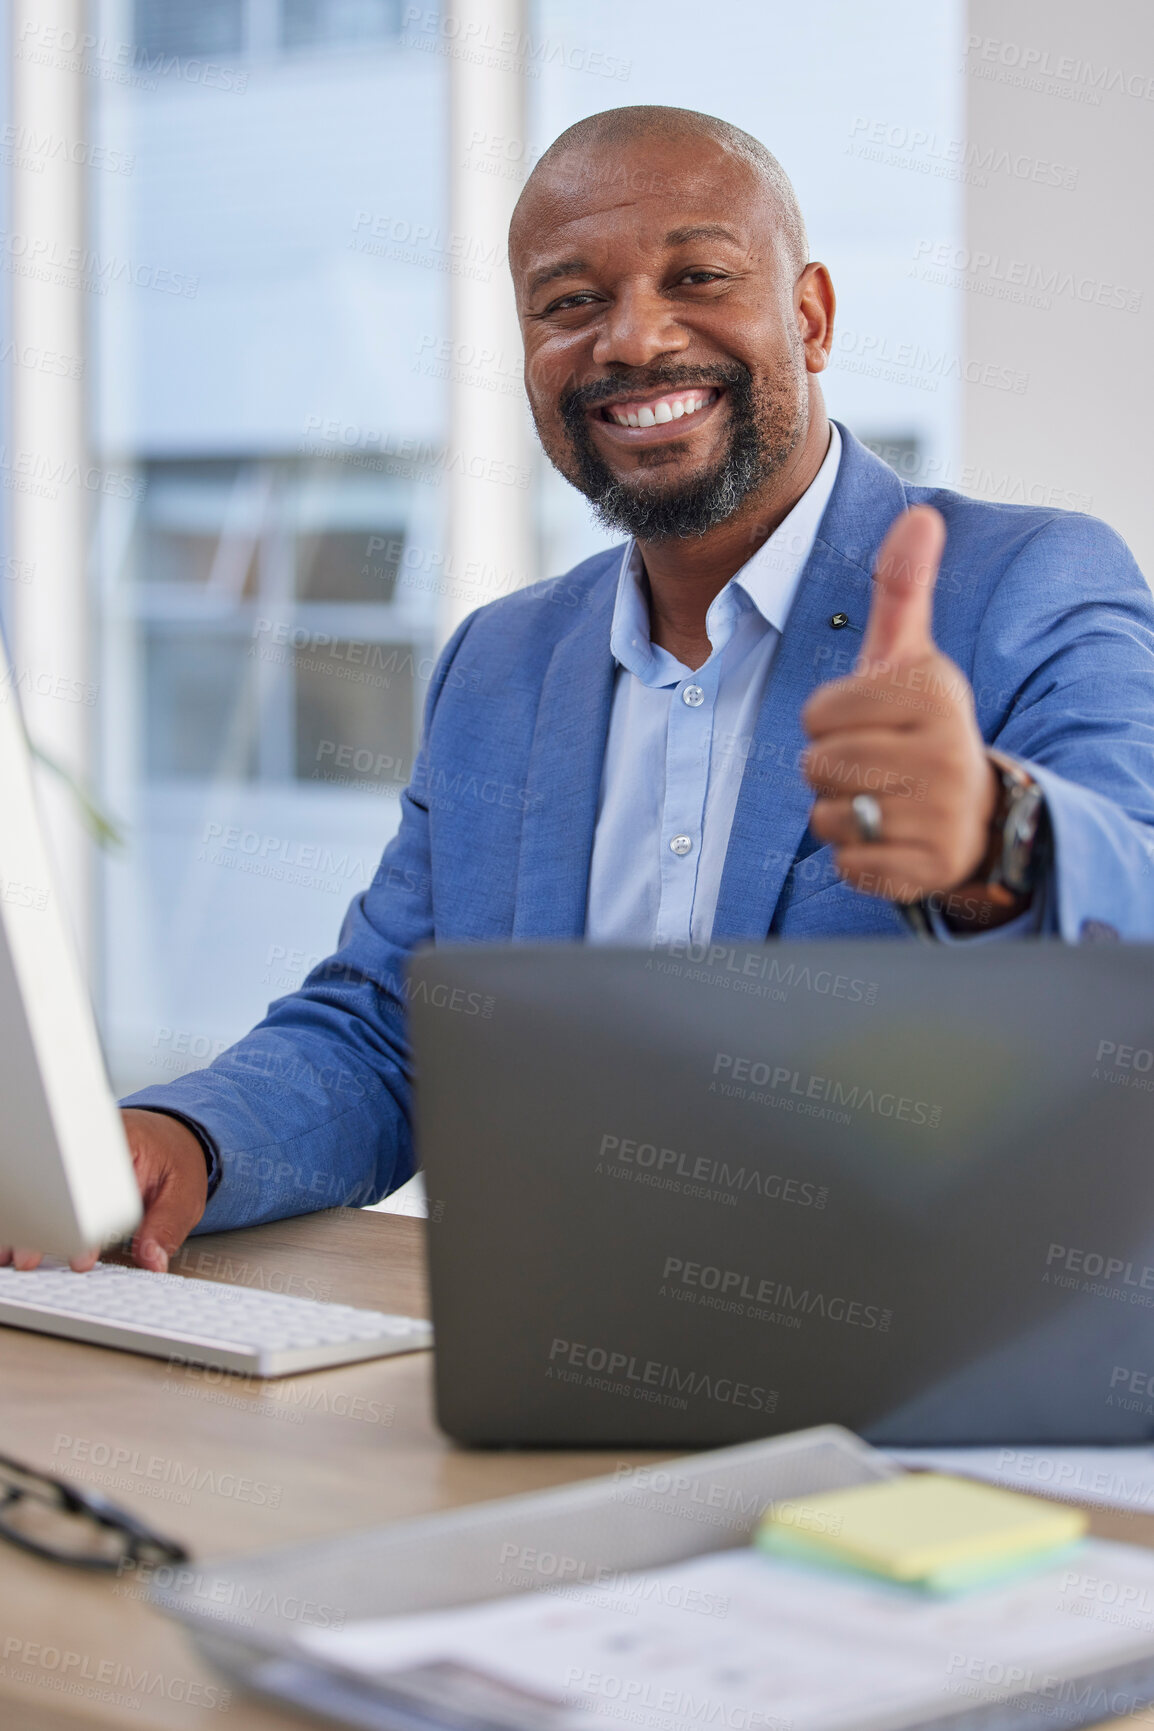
830,612,850,629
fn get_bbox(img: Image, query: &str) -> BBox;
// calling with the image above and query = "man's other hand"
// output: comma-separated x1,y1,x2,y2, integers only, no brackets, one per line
0,1109,209,1274
802,505,999,905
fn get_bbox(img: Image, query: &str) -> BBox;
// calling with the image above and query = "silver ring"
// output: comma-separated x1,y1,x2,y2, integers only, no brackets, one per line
851,793,884,844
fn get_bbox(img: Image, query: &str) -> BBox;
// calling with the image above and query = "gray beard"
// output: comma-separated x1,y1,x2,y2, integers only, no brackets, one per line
556,362,805,542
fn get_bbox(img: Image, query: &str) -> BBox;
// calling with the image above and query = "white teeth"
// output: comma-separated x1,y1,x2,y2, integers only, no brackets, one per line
608,390,713,427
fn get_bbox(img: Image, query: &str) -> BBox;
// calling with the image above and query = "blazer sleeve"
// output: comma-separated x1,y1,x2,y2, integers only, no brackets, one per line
121,615,477,1233
970,513,1154,940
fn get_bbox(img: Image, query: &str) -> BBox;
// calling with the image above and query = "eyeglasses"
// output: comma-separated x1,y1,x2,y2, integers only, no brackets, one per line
0,1451,190,1571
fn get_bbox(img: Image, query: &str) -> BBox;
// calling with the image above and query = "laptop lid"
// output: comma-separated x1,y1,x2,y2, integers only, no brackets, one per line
410,941,1154,1448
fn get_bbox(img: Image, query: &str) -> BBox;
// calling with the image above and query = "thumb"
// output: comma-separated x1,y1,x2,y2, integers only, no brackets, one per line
861,505,946,664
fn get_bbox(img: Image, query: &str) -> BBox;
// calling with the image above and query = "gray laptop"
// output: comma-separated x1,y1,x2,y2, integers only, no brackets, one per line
409,942,1154,1448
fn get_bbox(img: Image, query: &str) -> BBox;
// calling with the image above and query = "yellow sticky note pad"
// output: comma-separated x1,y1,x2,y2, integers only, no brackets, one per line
758,1473,1087,1583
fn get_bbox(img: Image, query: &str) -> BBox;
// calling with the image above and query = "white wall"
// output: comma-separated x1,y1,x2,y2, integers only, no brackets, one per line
963,0,1154,574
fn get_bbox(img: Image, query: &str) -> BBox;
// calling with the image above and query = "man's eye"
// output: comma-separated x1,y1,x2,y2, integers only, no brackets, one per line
545,291,600,313
679,270,725,285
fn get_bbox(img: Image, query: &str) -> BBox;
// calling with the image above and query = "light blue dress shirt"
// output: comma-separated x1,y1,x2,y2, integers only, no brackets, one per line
586,428,844,947
585,425,1037,946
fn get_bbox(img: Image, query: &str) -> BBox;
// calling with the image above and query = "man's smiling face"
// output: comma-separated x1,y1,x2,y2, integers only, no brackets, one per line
511,132,826,542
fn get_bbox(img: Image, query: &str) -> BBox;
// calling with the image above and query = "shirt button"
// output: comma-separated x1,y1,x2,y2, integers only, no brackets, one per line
682,684,705,707
669,834,693,857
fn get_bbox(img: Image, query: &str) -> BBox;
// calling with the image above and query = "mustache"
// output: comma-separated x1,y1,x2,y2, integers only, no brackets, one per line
559,362,751,421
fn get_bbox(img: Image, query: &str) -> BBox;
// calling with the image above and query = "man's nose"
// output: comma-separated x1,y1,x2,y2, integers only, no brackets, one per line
591,284,690,369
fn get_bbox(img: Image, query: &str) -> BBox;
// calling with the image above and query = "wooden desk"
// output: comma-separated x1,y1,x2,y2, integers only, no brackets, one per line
0,1210,667,1730
0,1209,1149,1731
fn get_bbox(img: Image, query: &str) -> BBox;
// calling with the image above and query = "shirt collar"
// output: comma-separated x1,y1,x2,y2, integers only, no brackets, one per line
609,422,843,679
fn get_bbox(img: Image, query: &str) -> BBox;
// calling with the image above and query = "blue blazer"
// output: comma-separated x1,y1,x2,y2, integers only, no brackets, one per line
126,426,1154,1232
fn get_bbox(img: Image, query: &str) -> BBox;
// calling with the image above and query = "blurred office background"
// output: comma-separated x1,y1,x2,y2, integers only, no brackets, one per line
0,0,1150,1139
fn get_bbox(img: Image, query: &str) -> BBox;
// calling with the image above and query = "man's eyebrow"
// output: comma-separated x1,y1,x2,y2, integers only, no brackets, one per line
525,225,743,295
664,223,743,247
527,258,588,294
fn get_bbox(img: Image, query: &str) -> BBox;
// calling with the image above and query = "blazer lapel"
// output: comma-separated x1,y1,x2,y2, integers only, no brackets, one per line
712,428,909,941
513,573,619,940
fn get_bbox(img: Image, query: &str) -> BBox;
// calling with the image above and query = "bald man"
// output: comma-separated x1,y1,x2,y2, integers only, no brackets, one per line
16,106,1154,1266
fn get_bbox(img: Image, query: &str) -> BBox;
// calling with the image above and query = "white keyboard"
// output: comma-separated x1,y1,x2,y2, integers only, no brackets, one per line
0,1262,433,1377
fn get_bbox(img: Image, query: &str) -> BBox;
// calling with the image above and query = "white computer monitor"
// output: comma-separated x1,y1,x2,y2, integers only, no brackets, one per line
0,640,141,1255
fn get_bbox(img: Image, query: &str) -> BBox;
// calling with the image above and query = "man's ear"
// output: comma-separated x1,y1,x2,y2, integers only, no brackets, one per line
798,263,835,372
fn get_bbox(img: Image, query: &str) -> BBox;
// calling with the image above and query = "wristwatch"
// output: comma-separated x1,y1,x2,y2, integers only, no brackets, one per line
898,750,1048,939
975,749,1050,904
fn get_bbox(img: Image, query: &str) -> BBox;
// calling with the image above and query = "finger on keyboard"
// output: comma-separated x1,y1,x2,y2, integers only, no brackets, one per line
134,1237,169,1273
2,1248,98,1272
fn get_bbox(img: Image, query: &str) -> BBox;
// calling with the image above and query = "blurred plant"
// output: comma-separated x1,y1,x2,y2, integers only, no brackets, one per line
28,740,124,851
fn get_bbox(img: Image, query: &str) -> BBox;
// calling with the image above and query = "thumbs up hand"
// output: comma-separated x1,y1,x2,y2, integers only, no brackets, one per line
801,506,1000,909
